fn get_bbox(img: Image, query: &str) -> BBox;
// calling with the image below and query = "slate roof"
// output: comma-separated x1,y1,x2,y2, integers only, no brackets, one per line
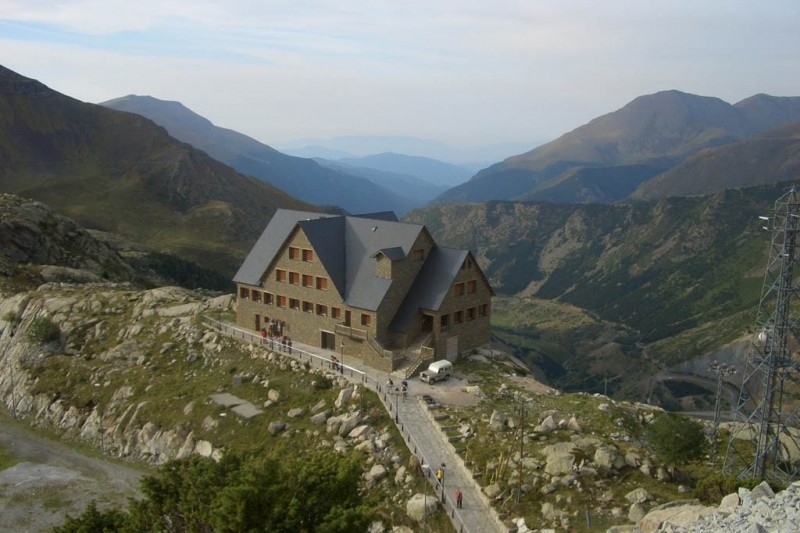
390,247,467,332
234,209,426,312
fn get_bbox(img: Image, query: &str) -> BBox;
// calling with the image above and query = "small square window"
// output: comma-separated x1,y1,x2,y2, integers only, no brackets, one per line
302,249,314,262
331,307,341,319
467,280,477,294
303,301,313,313
289,247,300,260
265,292,274,305
302,274,313,287
289,272,300,285
277,295,287,308
453,283,465,297
239,287,250,299
361,313,372,327
316,304,328,316
289,298,300,310
316,277,328,290
276,270,287,282
252,290,261,302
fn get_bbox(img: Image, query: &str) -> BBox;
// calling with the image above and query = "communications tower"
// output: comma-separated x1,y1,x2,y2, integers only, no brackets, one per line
723,187,800,483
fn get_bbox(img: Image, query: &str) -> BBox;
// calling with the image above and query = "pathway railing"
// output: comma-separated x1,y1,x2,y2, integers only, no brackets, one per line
202,316,366,381
203,315,473,533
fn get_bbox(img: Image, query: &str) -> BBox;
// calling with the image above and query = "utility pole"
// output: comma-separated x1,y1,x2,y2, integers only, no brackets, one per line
708,361,736,459
514,400,528,503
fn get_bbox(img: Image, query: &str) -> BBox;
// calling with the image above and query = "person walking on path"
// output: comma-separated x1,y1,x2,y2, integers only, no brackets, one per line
455,488,463,508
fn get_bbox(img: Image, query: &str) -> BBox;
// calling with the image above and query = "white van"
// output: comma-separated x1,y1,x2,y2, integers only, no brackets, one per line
419,360,453,384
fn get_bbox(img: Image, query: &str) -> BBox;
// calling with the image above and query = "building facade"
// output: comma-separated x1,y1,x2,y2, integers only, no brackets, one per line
233,209,493,373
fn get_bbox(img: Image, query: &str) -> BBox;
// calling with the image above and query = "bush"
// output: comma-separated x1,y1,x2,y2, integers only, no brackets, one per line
694,473,761,503
645,412,707,465
26,317,60,344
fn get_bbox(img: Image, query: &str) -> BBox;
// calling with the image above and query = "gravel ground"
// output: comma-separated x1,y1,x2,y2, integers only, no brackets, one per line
0,419,144,532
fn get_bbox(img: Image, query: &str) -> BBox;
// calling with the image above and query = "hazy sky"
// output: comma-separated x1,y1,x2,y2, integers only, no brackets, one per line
1,1,798,152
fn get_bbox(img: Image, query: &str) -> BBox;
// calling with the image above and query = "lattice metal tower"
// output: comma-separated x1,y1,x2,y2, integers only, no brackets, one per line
724,187,800,483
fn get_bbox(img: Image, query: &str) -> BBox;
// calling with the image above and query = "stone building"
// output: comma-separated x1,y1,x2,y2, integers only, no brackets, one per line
233,209,493,373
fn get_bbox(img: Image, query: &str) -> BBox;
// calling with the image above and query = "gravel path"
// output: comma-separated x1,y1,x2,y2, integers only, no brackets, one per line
0,418,144,532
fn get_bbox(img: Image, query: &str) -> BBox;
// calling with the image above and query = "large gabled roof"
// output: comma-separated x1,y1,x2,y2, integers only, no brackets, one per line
233,209,426,311
390,247,467,332
233,209,337,286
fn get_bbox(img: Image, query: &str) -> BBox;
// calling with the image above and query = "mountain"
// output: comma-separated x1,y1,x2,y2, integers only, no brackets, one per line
0,65,313,276
101,95,415,215
435,90,800,204
314,158,446,207
277,136,540,166
631,121,800,200
405,181,791,393
333,152,471,187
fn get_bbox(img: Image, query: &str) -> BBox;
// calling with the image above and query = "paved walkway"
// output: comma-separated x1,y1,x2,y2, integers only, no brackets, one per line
206,318,505,533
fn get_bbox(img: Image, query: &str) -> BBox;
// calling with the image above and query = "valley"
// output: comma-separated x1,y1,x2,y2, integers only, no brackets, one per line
1,61,800,532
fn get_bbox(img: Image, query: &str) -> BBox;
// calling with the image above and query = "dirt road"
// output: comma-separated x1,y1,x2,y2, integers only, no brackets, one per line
0,418,144,532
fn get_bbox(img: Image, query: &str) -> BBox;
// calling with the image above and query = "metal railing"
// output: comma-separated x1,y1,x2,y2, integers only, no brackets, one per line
374,383,472,533
202,315,474,533
202,316,365,380
334,323,367,340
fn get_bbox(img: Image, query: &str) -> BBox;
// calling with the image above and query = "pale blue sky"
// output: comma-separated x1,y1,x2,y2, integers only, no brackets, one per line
1,0,798,153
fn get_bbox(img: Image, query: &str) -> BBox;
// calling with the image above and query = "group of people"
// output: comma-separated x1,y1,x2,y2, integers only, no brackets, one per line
386,379,409,400
259,327,292,354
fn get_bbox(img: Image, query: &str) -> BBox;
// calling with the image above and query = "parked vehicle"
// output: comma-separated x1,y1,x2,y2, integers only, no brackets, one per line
419,360,453,384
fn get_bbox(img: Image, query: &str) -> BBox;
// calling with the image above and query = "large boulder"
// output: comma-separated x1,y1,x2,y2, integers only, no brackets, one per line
638,502,715,533
335,387,353,409
489,410,508,432
406,493,438,522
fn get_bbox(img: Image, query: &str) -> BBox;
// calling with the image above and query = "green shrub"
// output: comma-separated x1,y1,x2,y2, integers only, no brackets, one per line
314,376,333,390
26,317,60,344
645,412,707,465
694,473,761,503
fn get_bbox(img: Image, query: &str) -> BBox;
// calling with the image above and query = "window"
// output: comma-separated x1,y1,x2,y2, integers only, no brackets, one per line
461,257,473,270
440,314,450,332
239,287,250,299
289,298,300,310
361,314,372,327
467,280,477,294
277,295,287,308
454,310,464,324
302,249,314,262
276,269,287,282
302,274,314,287
413,249,425,261
303,301,313,313
453,282,465,297
252,290,261,303
316,304,328,316
467,307,477,321
480,303,489,317
289,272,300,285
289,247,300,260
316,277,328,290
265,292,274,305
331,307,342,319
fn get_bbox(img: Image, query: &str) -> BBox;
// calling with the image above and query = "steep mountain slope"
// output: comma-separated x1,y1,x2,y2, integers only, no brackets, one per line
631,122,800,200
0,65,313,276
407,182,791,390
101,95,415,215
436,91,800,204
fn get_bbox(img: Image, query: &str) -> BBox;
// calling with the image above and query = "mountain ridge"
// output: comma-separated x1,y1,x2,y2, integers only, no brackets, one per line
435,90,800,205
0,65,314,276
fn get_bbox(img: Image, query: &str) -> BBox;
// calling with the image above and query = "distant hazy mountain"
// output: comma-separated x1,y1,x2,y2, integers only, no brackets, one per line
0,65,313,276
334,153,471,187
315,158,446,207
631,121,800,200
277,136,539,166
435,90,800,204
101,96,416,215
